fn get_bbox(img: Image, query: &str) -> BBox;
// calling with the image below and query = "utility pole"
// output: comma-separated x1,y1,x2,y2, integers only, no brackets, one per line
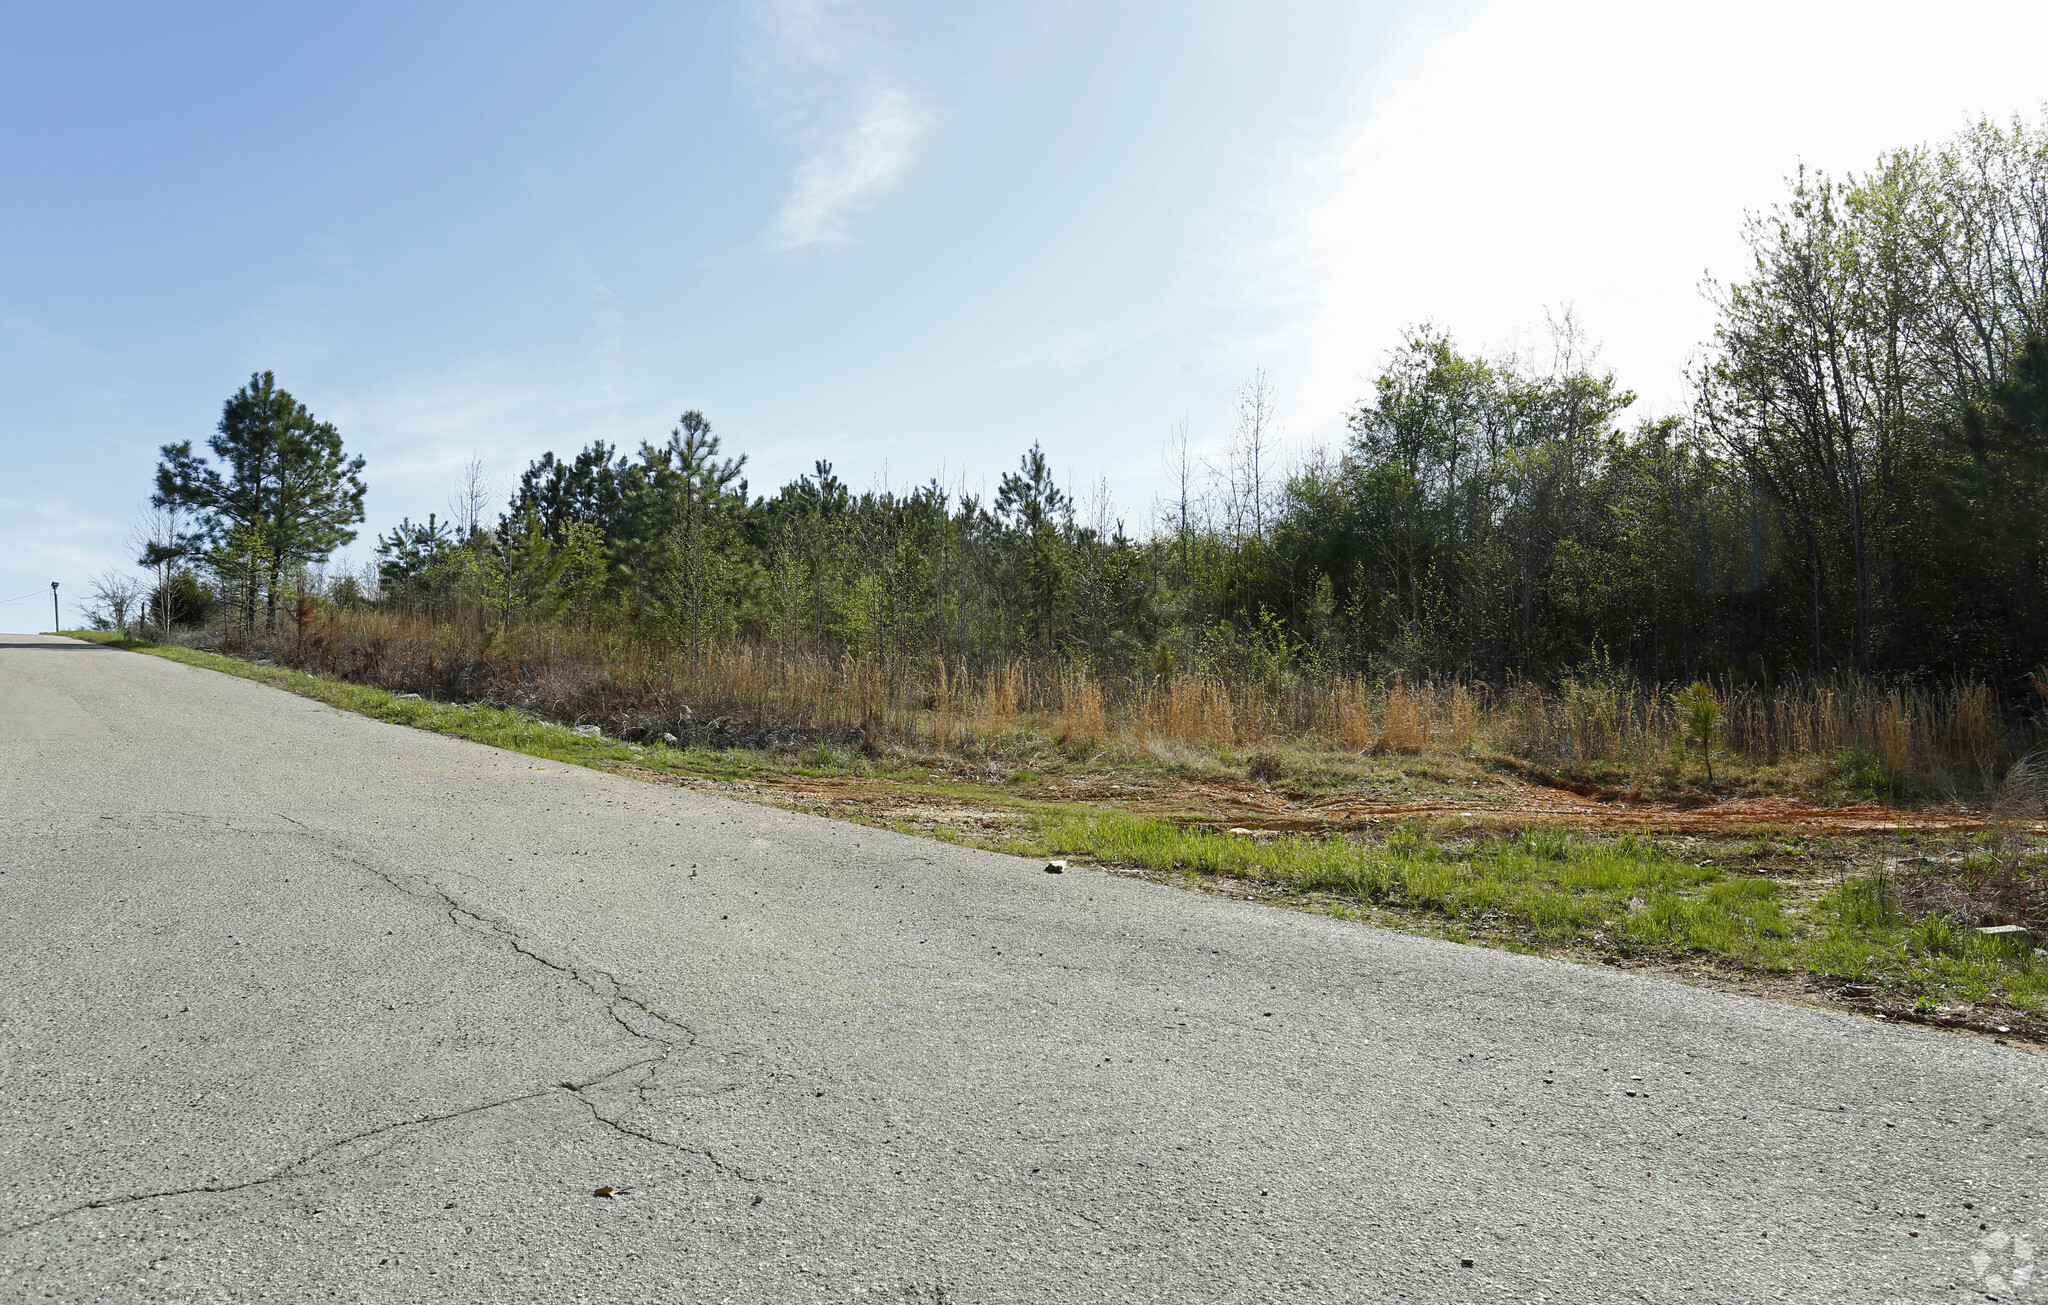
50,581,59,633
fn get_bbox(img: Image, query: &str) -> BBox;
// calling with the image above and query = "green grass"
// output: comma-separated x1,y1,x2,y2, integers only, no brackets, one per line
60,632,1036,796
1016,810,1792,956
1797,876,2046,1010
67,630,2046,1023
1001,809,2044,1016
65,630,698,773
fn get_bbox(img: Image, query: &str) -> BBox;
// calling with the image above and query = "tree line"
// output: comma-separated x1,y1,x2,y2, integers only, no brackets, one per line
130,114,2048,697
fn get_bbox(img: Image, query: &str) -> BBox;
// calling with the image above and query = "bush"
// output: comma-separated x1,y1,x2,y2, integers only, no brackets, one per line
1827,747,1918,803
152,572,216,629
1673,682,1721,782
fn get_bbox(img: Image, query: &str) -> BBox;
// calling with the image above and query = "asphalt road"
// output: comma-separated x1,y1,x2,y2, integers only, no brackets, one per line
1,632,2043,1304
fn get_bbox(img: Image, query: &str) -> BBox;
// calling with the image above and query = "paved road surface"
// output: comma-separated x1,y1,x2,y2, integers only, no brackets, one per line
1,632,2042,1303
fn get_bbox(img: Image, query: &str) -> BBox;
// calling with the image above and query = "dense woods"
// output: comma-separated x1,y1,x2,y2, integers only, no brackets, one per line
126,115,2048,787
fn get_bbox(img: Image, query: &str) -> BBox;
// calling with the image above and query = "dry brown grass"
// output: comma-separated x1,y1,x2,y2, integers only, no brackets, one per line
205,607,2037,796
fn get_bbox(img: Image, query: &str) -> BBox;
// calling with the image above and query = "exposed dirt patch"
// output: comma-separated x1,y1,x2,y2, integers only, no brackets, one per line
612,762,2033,840
603,761,2044,1049
1138,773,2034,837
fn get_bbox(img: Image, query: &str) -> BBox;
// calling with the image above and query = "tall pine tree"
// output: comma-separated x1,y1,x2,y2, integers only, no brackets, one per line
155,372,367,632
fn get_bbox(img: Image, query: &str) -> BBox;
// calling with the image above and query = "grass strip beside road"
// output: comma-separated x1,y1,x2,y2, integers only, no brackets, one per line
68,631,662,771
1029,814,1773,952
69,630,2045,1032
1005,810,2045,1020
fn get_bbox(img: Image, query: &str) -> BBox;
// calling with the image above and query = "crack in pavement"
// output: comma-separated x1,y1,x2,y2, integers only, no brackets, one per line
2,1089,555,1237
310,831,773,1185
5,819,769,1237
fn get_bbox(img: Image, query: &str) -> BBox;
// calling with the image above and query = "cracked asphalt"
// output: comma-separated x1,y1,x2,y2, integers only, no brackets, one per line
2,633,2044,1304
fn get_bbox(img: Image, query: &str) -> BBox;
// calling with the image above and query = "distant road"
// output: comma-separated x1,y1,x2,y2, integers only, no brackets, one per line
1,631,2041,1303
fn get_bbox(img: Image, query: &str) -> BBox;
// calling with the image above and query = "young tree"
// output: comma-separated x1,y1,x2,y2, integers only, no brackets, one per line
994,442,1070,532
86,570,145,635
503,441,631,546
618,412,749,651
131,505,183,639
487,511,608,630
1226,370,1279,540
376,514,454,593
1705,171,1880,671
1158,417,1199,583
153,372,367,632
996,442,1072,649
1342,329,1495,643
1932,330,2048,673
452,454,492,544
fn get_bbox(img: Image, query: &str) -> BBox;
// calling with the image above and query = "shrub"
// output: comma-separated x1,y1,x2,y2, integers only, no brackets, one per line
1673,682,1721,782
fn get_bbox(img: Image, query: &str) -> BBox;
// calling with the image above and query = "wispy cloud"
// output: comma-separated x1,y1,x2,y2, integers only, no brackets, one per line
770,85,926,250
753,0,927,250
757,0,847,74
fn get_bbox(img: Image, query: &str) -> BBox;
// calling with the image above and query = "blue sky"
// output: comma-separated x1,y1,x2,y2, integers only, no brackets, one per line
4,0,2047,630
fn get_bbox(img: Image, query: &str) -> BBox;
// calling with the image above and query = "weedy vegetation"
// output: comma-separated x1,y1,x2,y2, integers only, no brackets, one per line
75,113,2048,1041
75,631,2048,1035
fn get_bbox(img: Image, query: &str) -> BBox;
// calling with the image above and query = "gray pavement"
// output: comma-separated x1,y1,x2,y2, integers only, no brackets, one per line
0,631,2042,1303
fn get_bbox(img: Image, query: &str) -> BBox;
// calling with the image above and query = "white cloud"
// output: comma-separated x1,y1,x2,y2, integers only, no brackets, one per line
1242,0,2048,441
756,0,848,74
751,0,928,250
770,86,927,250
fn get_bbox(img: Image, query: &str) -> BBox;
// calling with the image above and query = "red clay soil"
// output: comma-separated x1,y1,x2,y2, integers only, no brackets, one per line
1223,785,2032,837
624,765,2033,840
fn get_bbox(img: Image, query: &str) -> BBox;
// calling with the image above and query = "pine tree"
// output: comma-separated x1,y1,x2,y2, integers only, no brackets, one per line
154,372,367,632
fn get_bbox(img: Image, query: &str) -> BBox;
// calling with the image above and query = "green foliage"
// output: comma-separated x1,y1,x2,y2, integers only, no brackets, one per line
503,441,630,547
995,442,1073,649
153,371,367,633
488,513,609,629
163,117,2048,727
617,411,752,651
1826,747,1918,803
1673,682,1721,782
1823,876,1901,934
1520,828,1572,862
1704,117,2048,680
148,569,214,629
375,513,453,592
1907,911,1964,958
1024,811,2039,1009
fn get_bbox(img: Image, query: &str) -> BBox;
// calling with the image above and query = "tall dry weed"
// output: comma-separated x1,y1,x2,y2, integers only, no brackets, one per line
1378,680,1427,754
1330,679,1373,750
198,608,2032,793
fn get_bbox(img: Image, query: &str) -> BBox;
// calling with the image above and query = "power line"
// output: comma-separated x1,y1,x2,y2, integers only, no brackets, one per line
0,590,56,604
